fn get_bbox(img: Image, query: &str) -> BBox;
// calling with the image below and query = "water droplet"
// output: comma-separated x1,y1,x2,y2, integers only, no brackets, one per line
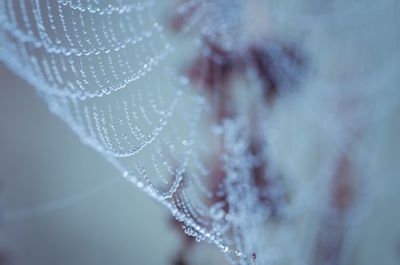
234,250,242,257
210,202,225,220
221,245,229,253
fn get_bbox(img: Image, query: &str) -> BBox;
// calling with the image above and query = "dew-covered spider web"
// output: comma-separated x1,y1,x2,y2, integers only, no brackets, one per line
1,0,398,264
0,1,264,263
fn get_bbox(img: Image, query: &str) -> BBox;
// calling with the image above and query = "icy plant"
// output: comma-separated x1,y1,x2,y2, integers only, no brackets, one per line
0,0,399,265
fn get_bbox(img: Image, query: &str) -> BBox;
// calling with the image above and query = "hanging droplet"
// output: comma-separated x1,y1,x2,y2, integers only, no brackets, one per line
252,253,256,265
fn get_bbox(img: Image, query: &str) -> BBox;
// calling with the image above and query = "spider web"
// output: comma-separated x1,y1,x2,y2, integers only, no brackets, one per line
0,0,257,263
2,1,399,265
